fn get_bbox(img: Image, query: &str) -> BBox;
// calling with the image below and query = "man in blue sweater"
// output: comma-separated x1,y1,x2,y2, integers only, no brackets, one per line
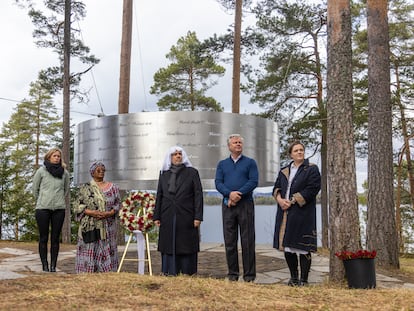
215,134,259,282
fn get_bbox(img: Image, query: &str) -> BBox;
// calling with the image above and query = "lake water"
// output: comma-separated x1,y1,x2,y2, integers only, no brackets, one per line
200,204,414,253
200,204,322,246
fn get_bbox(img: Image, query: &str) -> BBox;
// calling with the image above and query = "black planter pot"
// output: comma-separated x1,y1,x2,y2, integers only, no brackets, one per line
343,258,376,289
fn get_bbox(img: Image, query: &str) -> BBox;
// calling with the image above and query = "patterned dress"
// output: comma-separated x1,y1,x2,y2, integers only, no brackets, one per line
75,181,120,273
101,182,121,271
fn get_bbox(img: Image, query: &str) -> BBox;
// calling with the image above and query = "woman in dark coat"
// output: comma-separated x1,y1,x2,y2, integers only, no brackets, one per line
273,141,321,286
154,146,203,276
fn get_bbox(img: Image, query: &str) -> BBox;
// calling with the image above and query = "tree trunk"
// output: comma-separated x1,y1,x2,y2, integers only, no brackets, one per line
395,66,412,253
118,0,133,114
395,154,403,252
314,32,329,249
62,0,71,244
231,0,242,114
326,0,360,282
395,68,414,206
366,0,399,268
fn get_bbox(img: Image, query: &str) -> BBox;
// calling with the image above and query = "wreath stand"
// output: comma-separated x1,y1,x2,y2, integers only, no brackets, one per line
117,212,152,275
117,230,152,275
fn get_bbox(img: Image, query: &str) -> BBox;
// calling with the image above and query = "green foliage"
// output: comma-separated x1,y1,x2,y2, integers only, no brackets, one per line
0,81,62,240
216,0,253,11
70,184,80,243
203,193,275,205
119,226,159,244
17,0,99,102
243,0,328,155
352,0,414,156
358,192,367,206
394,160,414,252
394,160,412,205
253,195,276,205
150,31,225,112
203,196,222,206
0,148,13,238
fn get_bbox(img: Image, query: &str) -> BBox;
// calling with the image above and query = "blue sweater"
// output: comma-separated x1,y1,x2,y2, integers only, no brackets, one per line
215,155,259,202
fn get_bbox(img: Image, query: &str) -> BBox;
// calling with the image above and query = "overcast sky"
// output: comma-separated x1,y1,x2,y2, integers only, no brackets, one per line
0,0,369,191
0,0,261,126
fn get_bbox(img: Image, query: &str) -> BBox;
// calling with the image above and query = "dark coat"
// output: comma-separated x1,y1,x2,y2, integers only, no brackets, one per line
154,166,203,255
273,159,321,252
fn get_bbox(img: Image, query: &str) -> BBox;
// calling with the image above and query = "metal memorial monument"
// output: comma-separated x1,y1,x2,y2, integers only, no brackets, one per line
74,111,279,190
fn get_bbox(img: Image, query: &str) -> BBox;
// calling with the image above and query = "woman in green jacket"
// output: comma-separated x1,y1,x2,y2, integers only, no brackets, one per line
33,148,70,272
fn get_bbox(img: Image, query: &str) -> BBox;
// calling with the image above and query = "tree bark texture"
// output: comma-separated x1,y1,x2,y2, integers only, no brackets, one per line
366,0,399,268
231,0,242,114
327,0,361,282
62,0,71,244
118,0,133,114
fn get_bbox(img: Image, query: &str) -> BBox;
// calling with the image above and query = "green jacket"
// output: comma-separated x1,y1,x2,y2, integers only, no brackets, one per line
33,166,70,210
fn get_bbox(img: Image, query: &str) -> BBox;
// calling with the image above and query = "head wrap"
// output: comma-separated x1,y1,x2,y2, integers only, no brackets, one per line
89,161,105,177
161,146,192,172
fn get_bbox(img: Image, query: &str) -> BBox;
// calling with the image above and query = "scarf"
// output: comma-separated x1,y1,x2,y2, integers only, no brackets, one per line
74,180,107,240
44,160,64,178
168,164,185,194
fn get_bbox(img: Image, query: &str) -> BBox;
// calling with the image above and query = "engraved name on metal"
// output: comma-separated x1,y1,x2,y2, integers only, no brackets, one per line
74,111,279,190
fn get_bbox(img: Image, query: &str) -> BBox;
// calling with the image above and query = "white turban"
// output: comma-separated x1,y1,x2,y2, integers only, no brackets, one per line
161,146,192,171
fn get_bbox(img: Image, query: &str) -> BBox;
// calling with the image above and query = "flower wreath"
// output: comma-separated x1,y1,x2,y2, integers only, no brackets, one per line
119,191,156,233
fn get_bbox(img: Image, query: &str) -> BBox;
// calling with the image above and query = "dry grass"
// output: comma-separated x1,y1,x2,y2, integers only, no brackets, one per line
401,257,414,274
0,273,414,310
1,241,414,310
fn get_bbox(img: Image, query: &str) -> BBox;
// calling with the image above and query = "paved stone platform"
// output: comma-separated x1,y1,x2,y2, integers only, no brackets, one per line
1,243,414,289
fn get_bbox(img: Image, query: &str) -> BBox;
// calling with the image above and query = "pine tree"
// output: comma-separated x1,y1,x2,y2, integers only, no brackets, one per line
366,0,399,268
0,82,62,240
150,31,225,112
326,0,360,282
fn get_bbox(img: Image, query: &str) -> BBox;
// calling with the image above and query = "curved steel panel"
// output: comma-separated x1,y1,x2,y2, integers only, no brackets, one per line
74,111,279,190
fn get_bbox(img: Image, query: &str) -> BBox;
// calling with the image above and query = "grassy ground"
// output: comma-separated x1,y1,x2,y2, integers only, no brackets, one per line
1,241,414,310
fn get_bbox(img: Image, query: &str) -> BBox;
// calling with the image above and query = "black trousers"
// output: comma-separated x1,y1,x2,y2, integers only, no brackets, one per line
35,209,65,261
222,200,256,281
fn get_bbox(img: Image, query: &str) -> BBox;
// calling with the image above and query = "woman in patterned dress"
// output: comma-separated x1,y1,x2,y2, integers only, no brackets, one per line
74,161,121,273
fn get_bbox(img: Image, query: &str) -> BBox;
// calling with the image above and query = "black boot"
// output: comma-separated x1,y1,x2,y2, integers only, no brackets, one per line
42,260,49,272
39,242,49,272
299,253,312,286
284,252,299,286
50,243,59,272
